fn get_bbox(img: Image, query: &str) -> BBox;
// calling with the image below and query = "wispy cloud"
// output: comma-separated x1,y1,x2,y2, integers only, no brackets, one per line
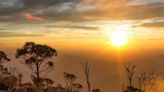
22,13,46,22
138,21,164,27
47,25,99,31
0,0,163,39
0,0,163,23
0,31,44,37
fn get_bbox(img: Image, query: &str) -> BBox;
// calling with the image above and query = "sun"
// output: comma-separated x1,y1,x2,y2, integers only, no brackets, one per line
110,31,127,48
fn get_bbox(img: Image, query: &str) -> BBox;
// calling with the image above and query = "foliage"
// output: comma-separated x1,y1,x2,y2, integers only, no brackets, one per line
92,88,101,92
0,42,159,92
15,42,57,89
63,72,82,92
0,51,10,65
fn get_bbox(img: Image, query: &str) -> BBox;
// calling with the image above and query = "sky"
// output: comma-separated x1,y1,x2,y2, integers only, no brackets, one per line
0,0,164,92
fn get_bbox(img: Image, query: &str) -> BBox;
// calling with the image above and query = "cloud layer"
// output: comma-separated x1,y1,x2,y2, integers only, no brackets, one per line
0,0,163,22
139,21,164,27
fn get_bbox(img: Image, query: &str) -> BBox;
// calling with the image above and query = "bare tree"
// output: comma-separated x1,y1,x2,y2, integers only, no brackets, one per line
124,63,137,92
125,63,136,88
15,42,57,90
138,72,156,92
124,64,157,92
82,60,91,92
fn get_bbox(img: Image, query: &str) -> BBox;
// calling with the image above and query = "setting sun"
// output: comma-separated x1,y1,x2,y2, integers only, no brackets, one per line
0,0,163,92
110,31,127,47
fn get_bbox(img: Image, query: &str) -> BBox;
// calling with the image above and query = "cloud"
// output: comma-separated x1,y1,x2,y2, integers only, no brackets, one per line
22,2,164,22
22,13,46,22
0,0,163,23
0,31,44,37
0,0,78,15
138,21,164,27
22,0,77,7
47,25,100,30
78,2,164,20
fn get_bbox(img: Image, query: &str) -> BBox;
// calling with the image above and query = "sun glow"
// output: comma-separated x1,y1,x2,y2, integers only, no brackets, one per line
110,30,127,48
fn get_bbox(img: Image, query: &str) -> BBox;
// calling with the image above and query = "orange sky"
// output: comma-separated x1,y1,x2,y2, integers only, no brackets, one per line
0,0,164,92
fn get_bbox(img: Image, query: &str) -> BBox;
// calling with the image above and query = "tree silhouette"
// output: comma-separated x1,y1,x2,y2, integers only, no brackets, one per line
4,75,17,92
125,64,136,88
15,42,57,90
92,88,101,92
82,60,91,92
56,83,65,92
63,72,77,92
44,78,54,88
43,78,54,92
124,64,157,92
16,71,23,87
72,83,83,92
0,67,18,92
124,64,138,92
0,51,10,83
138,72,156,92
0,51,10,65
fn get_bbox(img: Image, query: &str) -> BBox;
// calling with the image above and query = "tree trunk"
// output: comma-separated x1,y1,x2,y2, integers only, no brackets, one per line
36,63,40,91
87,80,91,92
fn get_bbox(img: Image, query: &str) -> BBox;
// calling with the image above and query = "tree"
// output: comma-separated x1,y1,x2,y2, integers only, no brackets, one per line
16,71,23,87
4,75,17,92
44,78,54,87
56,83,65,92
72,83,83,92
124,64,138,92
138,72,156,92
92,88,101,92
64,72,77,92
82,61,91,92
44,78,54,92
124,64,157,92
0,51,10,82
125,63,136,88
15,42,57,90
0,51,10,65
